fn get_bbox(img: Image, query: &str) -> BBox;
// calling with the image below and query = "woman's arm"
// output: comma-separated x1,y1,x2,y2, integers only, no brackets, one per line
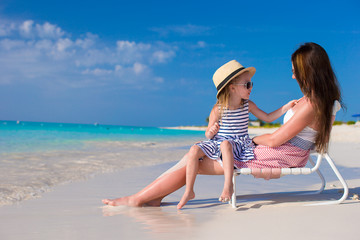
249,100,297,123
252,100,315,147
205,105,220,139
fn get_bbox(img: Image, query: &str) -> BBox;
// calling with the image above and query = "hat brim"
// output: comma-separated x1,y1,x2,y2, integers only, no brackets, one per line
216,67,256,98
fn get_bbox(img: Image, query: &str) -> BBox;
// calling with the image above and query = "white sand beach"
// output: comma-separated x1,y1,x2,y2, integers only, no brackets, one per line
0,125,359,240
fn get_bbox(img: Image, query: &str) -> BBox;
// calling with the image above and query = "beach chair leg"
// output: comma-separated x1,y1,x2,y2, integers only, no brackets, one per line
323,153,349,203
306,153,349,206
230,174,237,208
293,154,325,197
308,157,326,194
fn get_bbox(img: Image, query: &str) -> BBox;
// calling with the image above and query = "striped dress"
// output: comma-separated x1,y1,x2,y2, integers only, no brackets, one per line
196,100,255,162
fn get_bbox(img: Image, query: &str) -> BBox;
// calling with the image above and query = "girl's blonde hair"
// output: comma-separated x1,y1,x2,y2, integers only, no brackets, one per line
216,74,246,121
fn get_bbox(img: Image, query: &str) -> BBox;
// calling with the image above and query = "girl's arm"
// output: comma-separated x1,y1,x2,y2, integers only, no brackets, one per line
205,105,220,139
249,99,298,123
252,100,315,147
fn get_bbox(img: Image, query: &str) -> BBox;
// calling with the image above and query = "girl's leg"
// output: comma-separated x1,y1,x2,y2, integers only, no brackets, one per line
219,141,234,202
177,145,205,209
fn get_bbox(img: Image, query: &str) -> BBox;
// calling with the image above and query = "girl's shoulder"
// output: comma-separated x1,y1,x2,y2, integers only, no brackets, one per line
246,99,254,106
242,99,251,109
213,103,221,111
211,104,221,116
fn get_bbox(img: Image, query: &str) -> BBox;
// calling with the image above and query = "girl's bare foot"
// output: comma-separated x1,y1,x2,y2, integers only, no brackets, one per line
177,191,195,209
145,198,163,207
218,184,233,202
102,196,142,207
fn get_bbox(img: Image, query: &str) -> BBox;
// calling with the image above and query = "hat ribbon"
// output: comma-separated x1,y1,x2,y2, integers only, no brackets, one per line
216,67,245,91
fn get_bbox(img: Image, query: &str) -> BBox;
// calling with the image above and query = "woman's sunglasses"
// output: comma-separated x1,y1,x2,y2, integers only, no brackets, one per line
233,81,253,89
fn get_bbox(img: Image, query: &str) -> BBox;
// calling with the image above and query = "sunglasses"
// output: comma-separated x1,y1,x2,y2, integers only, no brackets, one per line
233,81,253,89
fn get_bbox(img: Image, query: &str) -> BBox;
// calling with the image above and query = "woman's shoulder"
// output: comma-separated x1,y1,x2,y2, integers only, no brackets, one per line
297,97,315,112
288,97,316,126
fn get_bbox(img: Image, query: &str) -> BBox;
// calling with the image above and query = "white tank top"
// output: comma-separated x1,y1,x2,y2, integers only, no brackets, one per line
283,100,341,143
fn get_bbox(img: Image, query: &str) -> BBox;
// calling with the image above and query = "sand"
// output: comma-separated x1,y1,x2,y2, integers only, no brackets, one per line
0,125,359,240
167,124,360,143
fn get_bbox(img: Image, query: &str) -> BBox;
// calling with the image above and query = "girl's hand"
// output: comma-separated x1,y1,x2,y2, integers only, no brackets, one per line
207,122,220,138
284,99,299,111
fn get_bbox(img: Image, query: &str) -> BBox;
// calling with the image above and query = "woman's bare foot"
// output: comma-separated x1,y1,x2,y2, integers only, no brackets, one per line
177,191,195,209
218,183,234,202
102,196,142,207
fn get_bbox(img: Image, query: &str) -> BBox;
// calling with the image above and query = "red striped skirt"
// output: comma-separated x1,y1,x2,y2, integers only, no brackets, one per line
234,142,310,169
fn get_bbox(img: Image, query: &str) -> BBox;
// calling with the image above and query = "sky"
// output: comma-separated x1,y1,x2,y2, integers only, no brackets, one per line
0,0,359,127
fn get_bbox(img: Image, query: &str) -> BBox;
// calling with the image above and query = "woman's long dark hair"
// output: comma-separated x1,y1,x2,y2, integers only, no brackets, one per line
291,42,343,153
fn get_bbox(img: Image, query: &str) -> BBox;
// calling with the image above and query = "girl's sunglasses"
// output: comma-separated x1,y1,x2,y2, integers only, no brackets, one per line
234,81,253,89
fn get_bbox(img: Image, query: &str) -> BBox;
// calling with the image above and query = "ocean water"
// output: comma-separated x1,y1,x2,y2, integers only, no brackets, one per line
0,120,205,206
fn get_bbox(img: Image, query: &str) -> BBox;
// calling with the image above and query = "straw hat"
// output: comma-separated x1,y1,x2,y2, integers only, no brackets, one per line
213,60,256,98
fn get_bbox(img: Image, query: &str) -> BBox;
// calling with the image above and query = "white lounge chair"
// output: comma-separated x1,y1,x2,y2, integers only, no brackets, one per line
230,151,349,208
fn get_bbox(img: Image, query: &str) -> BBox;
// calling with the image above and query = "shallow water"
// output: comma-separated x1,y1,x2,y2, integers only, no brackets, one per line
0,120,205,206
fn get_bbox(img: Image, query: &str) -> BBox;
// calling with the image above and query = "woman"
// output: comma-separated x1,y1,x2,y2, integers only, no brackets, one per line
102,42,343,207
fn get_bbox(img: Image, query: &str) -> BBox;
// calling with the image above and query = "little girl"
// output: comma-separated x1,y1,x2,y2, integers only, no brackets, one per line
177,60,297,209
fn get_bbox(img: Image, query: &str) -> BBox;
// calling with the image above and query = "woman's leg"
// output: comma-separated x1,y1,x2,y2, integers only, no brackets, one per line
102,154,189,207
102,164,187,207
198,157,225,175
102,155,224,207
218,141,234,202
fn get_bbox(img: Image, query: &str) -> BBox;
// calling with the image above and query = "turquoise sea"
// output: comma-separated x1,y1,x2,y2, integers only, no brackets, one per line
0,120,205,206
